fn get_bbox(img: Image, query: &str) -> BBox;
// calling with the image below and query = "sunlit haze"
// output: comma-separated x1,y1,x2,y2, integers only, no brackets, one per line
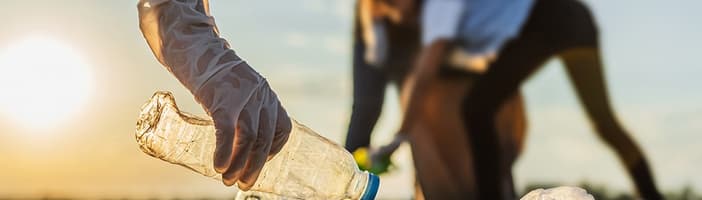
0,36,93,130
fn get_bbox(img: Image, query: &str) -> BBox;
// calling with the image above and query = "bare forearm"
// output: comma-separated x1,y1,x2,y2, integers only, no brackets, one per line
398,40,449,133
359,0,377,49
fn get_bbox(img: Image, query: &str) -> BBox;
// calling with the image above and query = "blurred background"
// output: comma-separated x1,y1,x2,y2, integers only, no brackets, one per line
0,0,700,199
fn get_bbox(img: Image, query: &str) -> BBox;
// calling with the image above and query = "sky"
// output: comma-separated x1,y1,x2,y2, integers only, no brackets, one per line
0,0,700,199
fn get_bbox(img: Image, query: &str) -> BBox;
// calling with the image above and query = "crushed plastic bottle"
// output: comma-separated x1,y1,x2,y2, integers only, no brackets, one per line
520,186,595,200
136,91,379,200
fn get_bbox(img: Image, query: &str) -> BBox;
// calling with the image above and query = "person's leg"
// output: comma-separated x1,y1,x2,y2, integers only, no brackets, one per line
463,36,554,200
495,92,528,164
345,6,389,152
345,35,388,152
410,120,477,199
461,0,567,198
449,68,528,198
494,92,528,198
552,0,662,198
561,48,662,200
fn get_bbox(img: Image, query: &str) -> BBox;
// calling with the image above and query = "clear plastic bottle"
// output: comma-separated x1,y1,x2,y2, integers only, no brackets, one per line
135,91,379,200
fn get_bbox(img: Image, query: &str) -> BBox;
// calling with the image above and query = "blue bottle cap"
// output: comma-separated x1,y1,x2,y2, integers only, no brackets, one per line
361,173,380,200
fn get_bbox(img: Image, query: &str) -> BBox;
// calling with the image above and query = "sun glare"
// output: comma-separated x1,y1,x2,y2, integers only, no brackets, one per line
0,36,93,130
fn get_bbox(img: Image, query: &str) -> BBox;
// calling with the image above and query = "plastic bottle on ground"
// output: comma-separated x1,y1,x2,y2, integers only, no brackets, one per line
520,186,595,200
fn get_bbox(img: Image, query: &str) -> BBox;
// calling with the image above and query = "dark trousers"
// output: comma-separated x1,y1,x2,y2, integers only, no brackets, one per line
345,10,419,152
345,37,388,152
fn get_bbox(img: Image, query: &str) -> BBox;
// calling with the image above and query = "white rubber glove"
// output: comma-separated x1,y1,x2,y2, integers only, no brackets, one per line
137,0,291,190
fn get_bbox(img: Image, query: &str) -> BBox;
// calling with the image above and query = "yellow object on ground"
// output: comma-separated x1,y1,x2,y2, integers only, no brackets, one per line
353,147,393,175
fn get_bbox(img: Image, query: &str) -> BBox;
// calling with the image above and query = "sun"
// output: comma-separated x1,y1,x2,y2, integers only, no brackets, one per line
0,36,93,130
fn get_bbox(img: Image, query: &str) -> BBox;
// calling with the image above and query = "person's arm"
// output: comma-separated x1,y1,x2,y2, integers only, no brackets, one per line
396,39,449,133
366,40,448,173
137,0,291,190
366,0,465,167
359,0,390,66
359,0,376,46
396,0,464,133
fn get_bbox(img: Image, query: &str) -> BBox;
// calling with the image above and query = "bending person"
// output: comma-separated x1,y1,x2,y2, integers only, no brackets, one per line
351,0,529,198
392,0,662,199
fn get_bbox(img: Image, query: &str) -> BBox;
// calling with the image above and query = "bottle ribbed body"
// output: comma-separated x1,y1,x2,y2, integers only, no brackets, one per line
136,91,378,200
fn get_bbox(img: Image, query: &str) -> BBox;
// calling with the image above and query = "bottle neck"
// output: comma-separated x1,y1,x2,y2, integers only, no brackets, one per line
347,171,379,200
361,173,380,200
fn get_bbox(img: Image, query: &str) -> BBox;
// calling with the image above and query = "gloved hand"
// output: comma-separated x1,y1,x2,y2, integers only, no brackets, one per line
137,0,291,190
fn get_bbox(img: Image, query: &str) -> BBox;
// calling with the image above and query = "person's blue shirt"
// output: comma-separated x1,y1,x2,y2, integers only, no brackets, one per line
422,0,536,65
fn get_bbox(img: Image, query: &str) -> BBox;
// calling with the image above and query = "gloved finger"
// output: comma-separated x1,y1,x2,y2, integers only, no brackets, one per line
237,94,277,190
212,110,236,174
269,102,291,157
222,93,263,186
